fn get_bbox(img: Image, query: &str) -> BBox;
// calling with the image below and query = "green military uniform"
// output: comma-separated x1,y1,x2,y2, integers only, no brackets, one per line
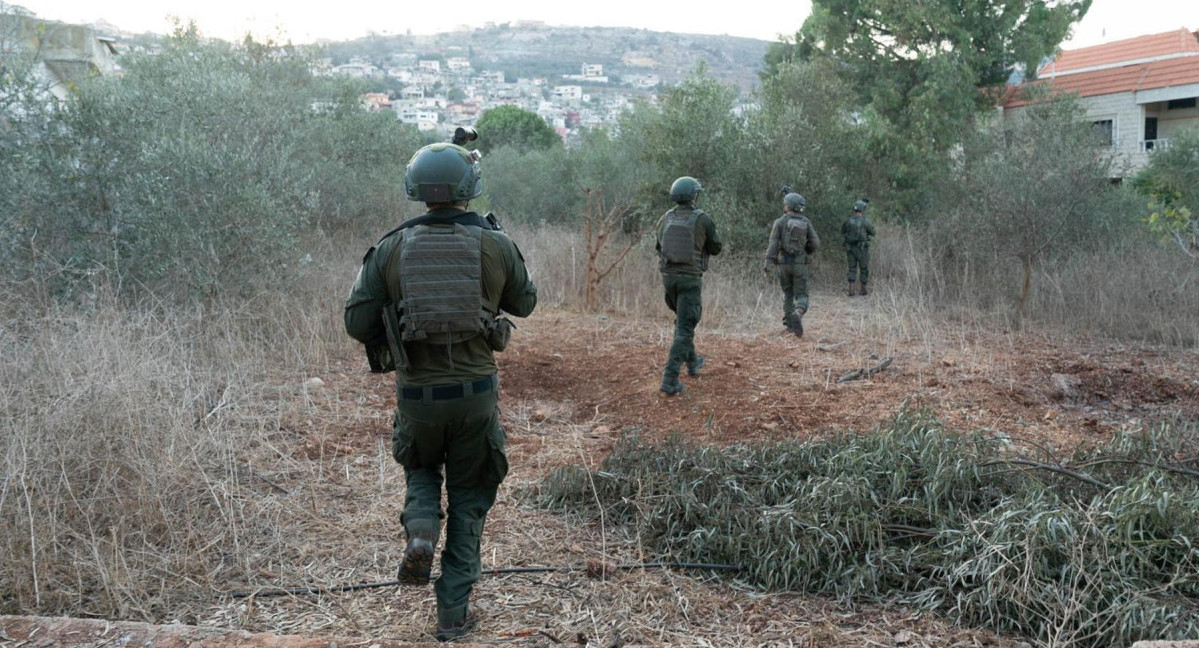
345,207,537,633
764,194,820,336
842,203,876,296
655,187,721,394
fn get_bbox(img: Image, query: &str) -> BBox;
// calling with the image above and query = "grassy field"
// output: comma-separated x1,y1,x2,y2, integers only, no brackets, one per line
1,225,1197,646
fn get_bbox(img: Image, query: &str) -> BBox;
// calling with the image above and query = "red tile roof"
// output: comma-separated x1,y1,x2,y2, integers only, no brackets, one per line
1007,55,1199,107
1039,28,1199,77
1003,28,1199,107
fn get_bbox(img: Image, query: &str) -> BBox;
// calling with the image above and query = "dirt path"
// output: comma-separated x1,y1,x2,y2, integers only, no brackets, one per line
500,299,1199,453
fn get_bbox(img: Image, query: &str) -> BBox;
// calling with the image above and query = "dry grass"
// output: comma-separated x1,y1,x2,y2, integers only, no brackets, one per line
1,221,1193,645
515,222,1199,350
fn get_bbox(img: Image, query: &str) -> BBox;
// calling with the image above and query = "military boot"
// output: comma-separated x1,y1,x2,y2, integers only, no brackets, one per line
435,608,478,642
859,282,868,296
847,281,856,297
398,529,437,585
792,309,804,338
686,355,705,377
660,376,685,396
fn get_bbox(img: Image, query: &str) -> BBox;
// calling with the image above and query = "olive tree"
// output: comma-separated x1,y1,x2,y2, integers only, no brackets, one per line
948,98,1116,324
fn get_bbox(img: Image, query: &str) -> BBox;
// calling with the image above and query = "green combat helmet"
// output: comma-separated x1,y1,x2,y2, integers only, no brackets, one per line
853,199,868,212
785,193,806,212
404,143,484,203
669,176,703,204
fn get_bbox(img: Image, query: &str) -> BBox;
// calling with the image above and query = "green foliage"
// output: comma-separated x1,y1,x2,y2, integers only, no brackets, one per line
0,22,421,297
933,97,1125,319
638,63,742,188
475,104,560,154
482,145,580,224
536,411,1199,647
1132,130,1199,256
769,0,1090,220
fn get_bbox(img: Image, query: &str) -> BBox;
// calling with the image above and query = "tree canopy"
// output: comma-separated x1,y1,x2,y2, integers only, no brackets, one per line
475,104,561,154
765,0,1091,219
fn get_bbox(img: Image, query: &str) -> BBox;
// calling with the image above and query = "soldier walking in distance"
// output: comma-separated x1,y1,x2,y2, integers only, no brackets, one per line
842,199,876,296
763,192,820,337
344,133,537,641
656,176,722,395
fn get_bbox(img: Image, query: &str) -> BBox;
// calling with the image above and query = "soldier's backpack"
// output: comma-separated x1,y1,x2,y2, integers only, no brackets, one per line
844,216,868,245
781,214,810,255
660,208,700,265
390,223,494,345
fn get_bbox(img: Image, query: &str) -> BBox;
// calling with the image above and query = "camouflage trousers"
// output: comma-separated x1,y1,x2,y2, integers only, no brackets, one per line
846,245,870,284
392,386,509,627
777,262,810,329
661,272,703,381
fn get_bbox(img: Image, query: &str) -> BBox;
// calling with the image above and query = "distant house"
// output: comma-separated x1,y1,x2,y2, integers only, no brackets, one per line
1001,27,1199,177
334,61,379,79
361,92,391,112
1,15,117,102
552,85,583,101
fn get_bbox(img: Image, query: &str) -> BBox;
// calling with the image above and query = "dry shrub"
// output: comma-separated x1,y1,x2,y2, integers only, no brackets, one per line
0,253,358,618
865,221,1199,347
536,410,1199,647
509,224,787,333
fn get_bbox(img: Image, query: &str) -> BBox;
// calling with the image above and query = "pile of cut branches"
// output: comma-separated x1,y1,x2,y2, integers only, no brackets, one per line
534,410,1199,648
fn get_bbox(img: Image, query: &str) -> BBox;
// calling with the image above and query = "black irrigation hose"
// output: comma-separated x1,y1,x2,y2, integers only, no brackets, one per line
226,562,741,598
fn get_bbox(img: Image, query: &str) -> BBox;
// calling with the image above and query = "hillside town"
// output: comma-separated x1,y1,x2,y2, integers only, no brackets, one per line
324,53,662,143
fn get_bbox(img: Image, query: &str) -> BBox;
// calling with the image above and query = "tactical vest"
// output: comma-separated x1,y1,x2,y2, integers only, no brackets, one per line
388,223,493,345
845,216,869,245
781,214,810,255
660,207,703,270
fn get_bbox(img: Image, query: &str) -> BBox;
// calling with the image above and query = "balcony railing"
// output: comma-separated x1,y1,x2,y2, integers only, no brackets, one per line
1141,139,1172,152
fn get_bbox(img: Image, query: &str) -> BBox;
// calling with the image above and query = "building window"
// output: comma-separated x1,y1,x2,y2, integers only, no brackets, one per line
1167,97,1197,110
1092,119,1114,147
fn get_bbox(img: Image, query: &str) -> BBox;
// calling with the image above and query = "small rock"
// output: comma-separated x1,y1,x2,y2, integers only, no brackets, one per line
941,358,956,367
305,377,325,390
788,361,800,369
1050,373,1080,401
893,630,916,645
592,425,611,436
725,361,740,368
532,409,550,422
762,422,779,431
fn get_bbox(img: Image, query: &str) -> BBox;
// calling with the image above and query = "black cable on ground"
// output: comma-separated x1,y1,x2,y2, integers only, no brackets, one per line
225,562,741,598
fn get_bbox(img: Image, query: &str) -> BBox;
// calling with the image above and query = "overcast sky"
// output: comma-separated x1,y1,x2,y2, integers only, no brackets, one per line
10,0,1199,49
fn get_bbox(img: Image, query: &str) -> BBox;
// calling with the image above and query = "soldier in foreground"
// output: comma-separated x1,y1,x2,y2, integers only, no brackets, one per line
842,199,876,296
763,192,820,337
344,131,537,641
655,176,722,395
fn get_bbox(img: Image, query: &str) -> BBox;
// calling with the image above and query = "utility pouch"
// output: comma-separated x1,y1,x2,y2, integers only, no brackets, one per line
487,316,515,352
381,301,409,371
364,341,392,374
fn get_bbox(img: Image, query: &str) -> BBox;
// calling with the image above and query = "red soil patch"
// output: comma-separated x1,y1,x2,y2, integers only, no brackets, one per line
497,310,1199,453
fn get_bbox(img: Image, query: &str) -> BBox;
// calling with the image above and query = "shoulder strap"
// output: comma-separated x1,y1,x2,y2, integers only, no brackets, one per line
376,210,494,244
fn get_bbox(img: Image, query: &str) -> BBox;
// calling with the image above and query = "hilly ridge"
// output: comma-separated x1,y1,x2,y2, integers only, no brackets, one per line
324,24,773,89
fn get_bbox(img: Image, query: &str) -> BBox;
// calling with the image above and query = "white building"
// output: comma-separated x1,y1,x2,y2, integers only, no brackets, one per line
553,85,583,101
418,59,441,73
334,61,379,79
2,16,118,102
1001,27,1199,177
